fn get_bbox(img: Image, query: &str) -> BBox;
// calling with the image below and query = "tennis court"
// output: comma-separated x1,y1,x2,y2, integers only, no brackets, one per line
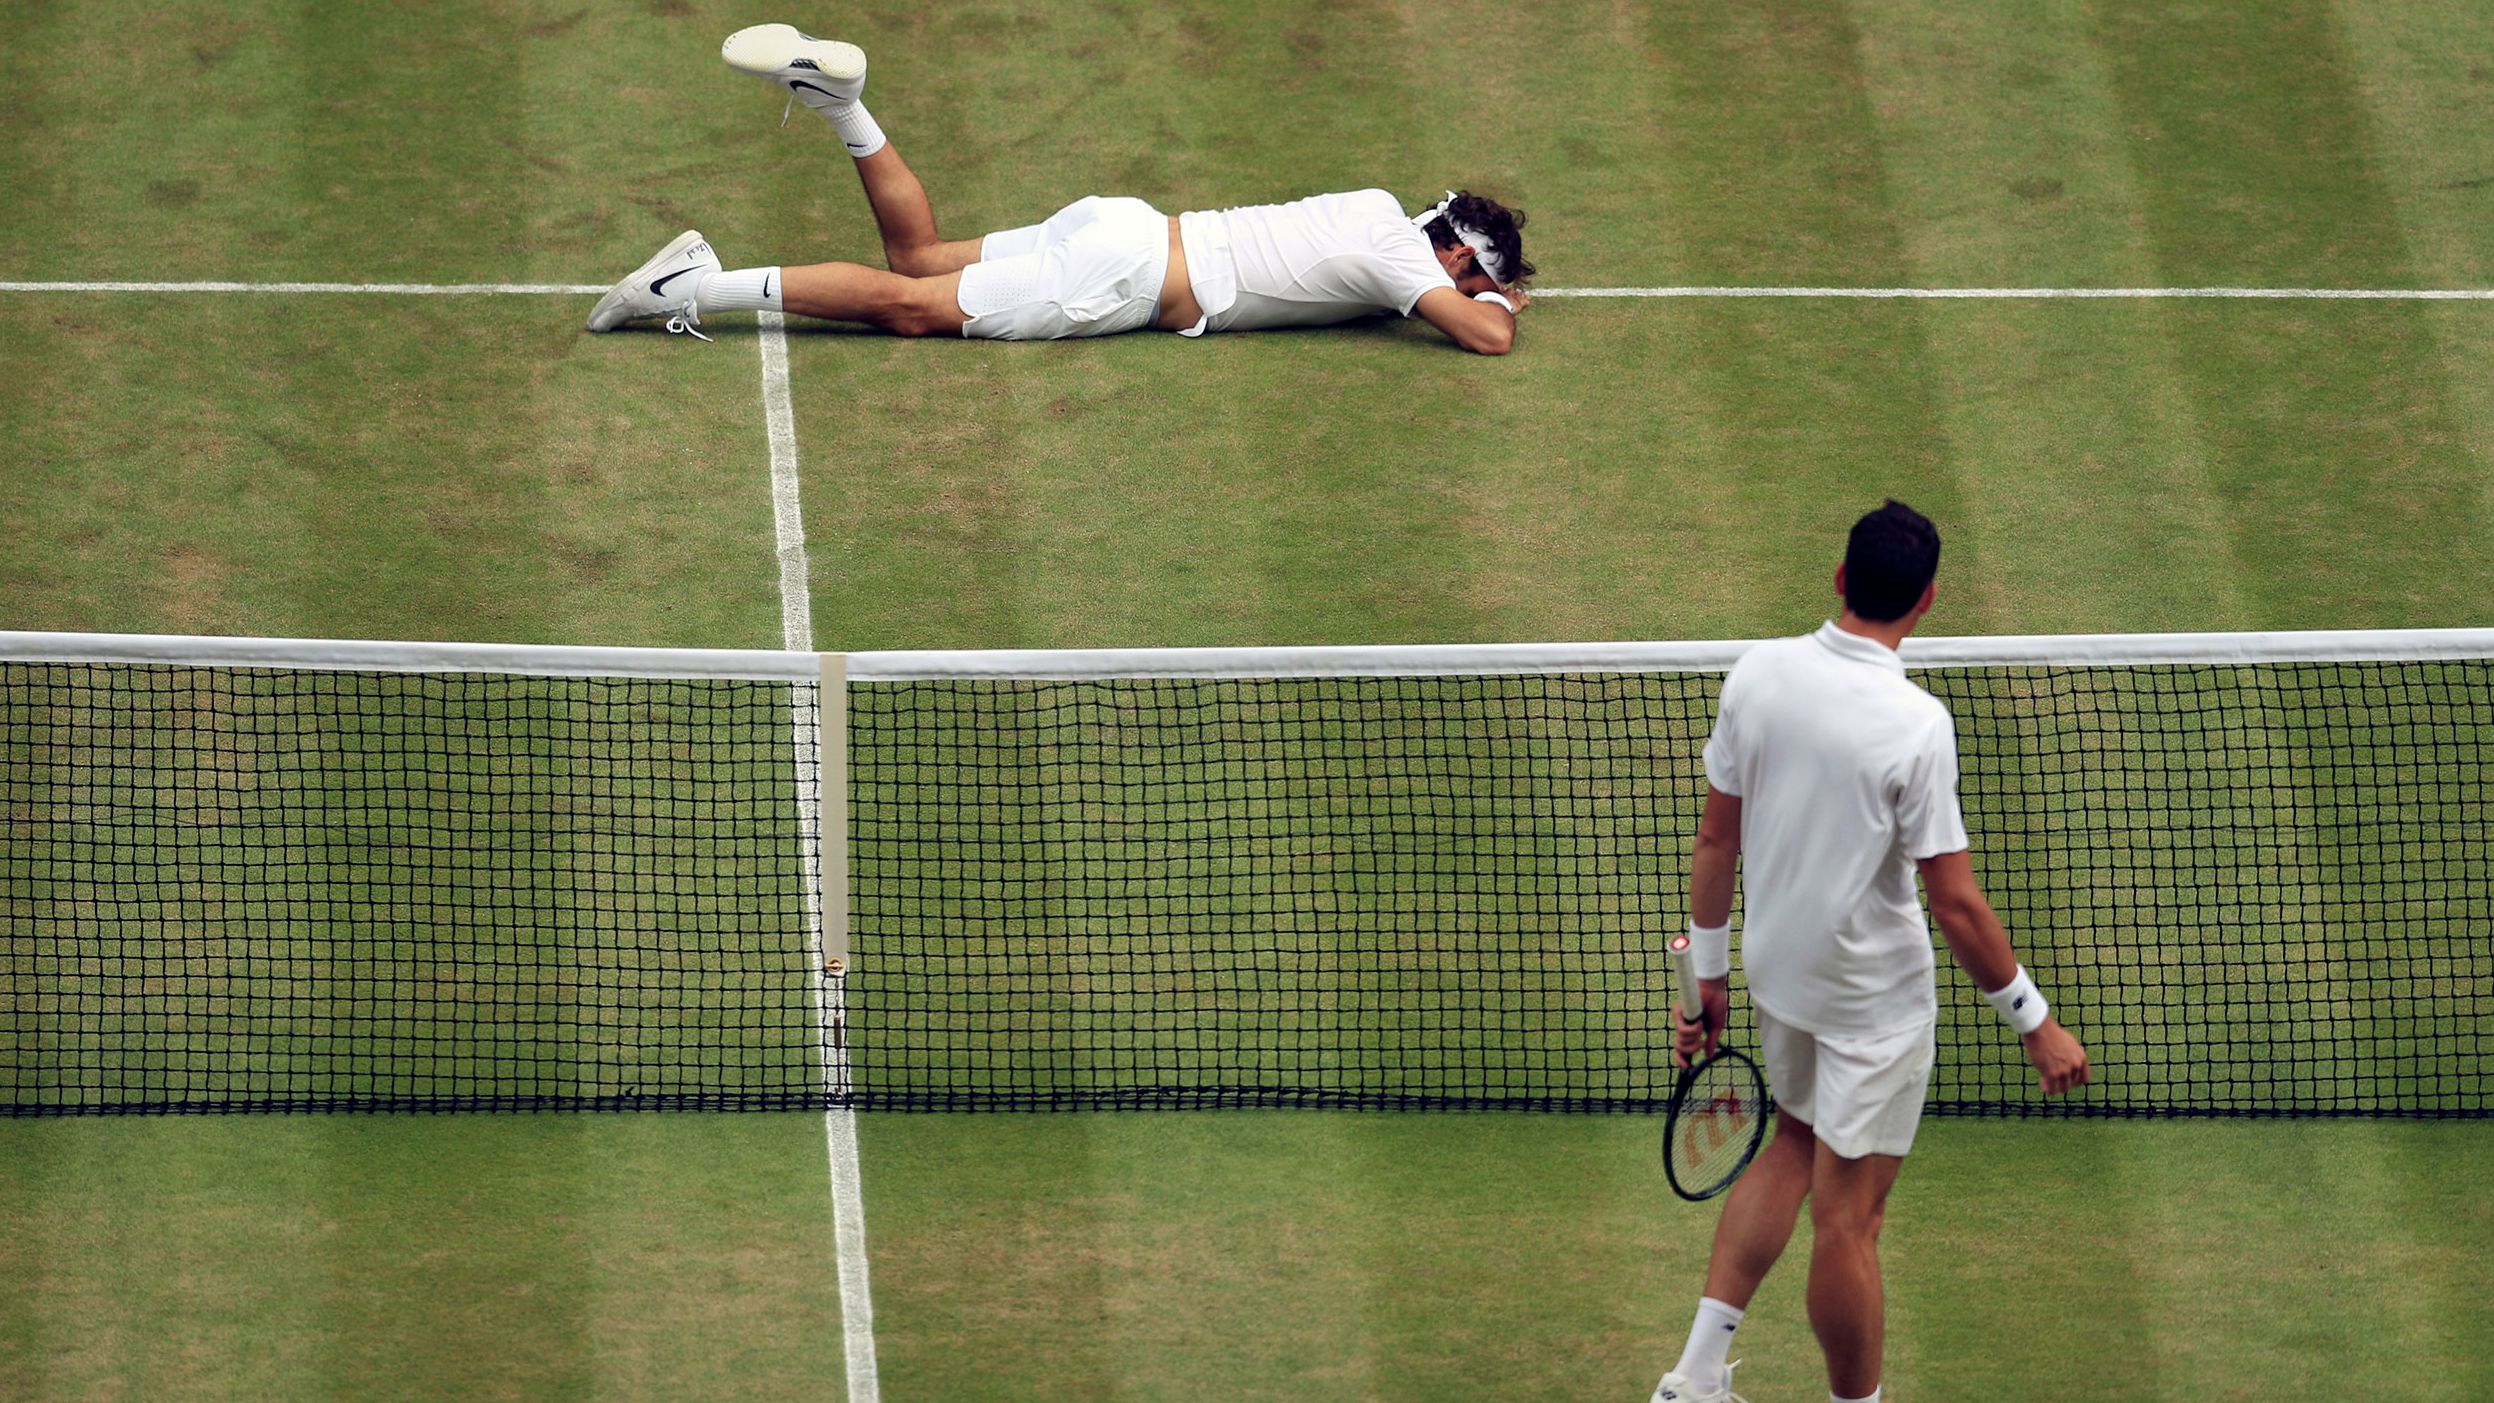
7,2,2494,1399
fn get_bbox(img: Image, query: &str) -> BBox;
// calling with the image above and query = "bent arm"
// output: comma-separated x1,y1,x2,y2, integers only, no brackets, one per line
1919,848,2091,1094
1916,848,2017,991
1411,285,1516,355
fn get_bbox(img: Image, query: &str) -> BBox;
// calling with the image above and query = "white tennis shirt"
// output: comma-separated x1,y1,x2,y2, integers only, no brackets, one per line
1702,622,1971,1038
1176,189,1456,334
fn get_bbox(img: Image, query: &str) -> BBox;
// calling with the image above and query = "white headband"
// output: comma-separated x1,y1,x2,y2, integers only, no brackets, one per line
1412,190,1511,284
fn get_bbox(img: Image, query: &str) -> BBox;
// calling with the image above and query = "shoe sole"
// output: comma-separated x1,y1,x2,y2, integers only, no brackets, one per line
586,228,709,332
721,23,864,84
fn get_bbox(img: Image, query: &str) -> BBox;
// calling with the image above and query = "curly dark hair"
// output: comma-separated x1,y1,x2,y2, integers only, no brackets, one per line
1421,191,1535,287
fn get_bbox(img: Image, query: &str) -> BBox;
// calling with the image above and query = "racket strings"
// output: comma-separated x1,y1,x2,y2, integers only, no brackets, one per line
1665,1055,1770,1199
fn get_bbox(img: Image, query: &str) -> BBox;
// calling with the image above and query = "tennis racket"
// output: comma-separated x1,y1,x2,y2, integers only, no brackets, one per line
1661,932,1770,1202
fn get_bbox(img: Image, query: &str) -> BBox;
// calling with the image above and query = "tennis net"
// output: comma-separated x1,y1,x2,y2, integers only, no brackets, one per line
3,629,2486,1117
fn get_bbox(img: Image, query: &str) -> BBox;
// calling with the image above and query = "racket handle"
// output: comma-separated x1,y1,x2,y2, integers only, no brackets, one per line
1668,933,1704,1022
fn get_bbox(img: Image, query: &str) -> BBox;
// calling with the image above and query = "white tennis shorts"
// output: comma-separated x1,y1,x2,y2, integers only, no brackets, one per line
956,195,1170,341
1757,1005,1936,1160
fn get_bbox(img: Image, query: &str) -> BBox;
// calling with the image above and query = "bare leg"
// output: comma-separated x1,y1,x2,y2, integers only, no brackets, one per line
1701,1110,1817,1306
778,262,967,336
849,144,985,277
1805,1142,1905,1400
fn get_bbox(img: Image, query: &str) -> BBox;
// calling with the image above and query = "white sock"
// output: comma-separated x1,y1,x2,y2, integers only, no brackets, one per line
1672,1296,1744,1387
822,98,886,159
696,267,783,316
1833,1389,1881,1403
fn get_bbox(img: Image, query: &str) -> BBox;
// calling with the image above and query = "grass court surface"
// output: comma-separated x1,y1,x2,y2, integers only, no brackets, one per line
6,0,2494,1398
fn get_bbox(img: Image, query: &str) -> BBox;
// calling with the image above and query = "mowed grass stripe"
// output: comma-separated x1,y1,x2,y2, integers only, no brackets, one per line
1843,0,2257,633
0,298,788,646
0,0,764,284
2336,5,2494,537
0,1118,852,1400
788,325,1523,651
1,1119,331,1398
2110,1121,2491,1400
1635,1,1985,634
2382,1123,2494,1400
855,1115,2494,1400
2092,1,2491,630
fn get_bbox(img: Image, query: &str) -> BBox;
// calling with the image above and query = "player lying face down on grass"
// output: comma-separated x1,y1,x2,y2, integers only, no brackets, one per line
587,25,1534,355
1649,501,2092,1403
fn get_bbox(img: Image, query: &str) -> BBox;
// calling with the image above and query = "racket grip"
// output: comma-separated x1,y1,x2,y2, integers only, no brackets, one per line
1668,933,1704,1022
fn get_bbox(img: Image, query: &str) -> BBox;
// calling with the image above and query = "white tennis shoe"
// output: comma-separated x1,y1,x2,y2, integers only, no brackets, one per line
1649,1361,1745,1403
585,229,721,339
721,23,866,113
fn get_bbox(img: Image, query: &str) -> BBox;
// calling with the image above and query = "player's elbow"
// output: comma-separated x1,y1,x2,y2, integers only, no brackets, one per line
1925,879,1993,943
1925,884,1977,937
1693,821,1738,864
1467,322,1515,355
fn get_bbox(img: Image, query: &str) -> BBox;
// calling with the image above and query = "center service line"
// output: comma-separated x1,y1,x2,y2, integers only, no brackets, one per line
758,307,882,1403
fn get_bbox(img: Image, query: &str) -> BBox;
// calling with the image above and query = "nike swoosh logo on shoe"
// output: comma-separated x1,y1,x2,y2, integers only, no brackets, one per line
651,267,697,296
788,79,843,101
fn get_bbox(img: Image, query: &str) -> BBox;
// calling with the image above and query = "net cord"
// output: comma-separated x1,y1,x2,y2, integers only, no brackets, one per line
8,627,2494,681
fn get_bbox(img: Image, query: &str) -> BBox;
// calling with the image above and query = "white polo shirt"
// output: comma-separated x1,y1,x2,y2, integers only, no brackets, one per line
1176,189,1456,334
1702,622,1970,1038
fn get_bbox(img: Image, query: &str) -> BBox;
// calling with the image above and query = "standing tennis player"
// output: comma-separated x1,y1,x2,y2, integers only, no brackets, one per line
1650,501,2091,1403
586,24,1531,354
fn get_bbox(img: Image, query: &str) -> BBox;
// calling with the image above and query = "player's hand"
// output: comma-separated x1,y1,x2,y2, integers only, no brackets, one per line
1673,977,1728,1068
2022,1017,2091,1095
1502,286,1531,313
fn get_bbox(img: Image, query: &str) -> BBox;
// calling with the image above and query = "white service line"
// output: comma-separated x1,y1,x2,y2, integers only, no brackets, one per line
0,281,611,294
1532,285,2494,300
758,307,881,1403
6,280,2494,300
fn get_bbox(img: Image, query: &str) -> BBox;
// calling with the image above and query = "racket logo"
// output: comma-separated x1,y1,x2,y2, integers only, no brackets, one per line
1684,1089,1752,1160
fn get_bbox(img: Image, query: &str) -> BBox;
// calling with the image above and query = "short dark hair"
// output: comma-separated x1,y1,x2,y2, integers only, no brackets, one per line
1421,191,1535,287
1843,500,1941,622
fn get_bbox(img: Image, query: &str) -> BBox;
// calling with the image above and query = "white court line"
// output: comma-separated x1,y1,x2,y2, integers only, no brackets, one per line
6,280,2494,300
759,307,882,1403
761,310,815,652
0,281,611,294
1534,285,2494,300
3,276,887,1394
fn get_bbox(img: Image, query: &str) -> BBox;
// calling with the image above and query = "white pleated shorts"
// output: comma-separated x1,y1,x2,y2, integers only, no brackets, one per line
1757,1005,1936,1160
956,195,1170,341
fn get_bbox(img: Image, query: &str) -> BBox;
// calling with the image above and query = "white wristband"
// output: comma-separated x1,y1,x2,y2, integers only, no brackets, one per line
1983,965,2050,1036
1686,921,1731,980
1473,290,1515,314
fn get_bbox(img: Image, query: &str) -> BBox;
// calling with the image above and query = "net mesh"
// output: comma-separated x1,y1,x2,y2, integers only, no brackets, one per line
4,645,2488,1117
3,664,820,1112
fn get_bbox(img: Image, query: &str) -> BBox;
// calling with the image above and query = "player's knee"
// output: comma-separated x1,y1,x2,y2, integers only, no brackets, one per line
1809,1192,1884,1242
892,305,960,337
871,288,960,337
